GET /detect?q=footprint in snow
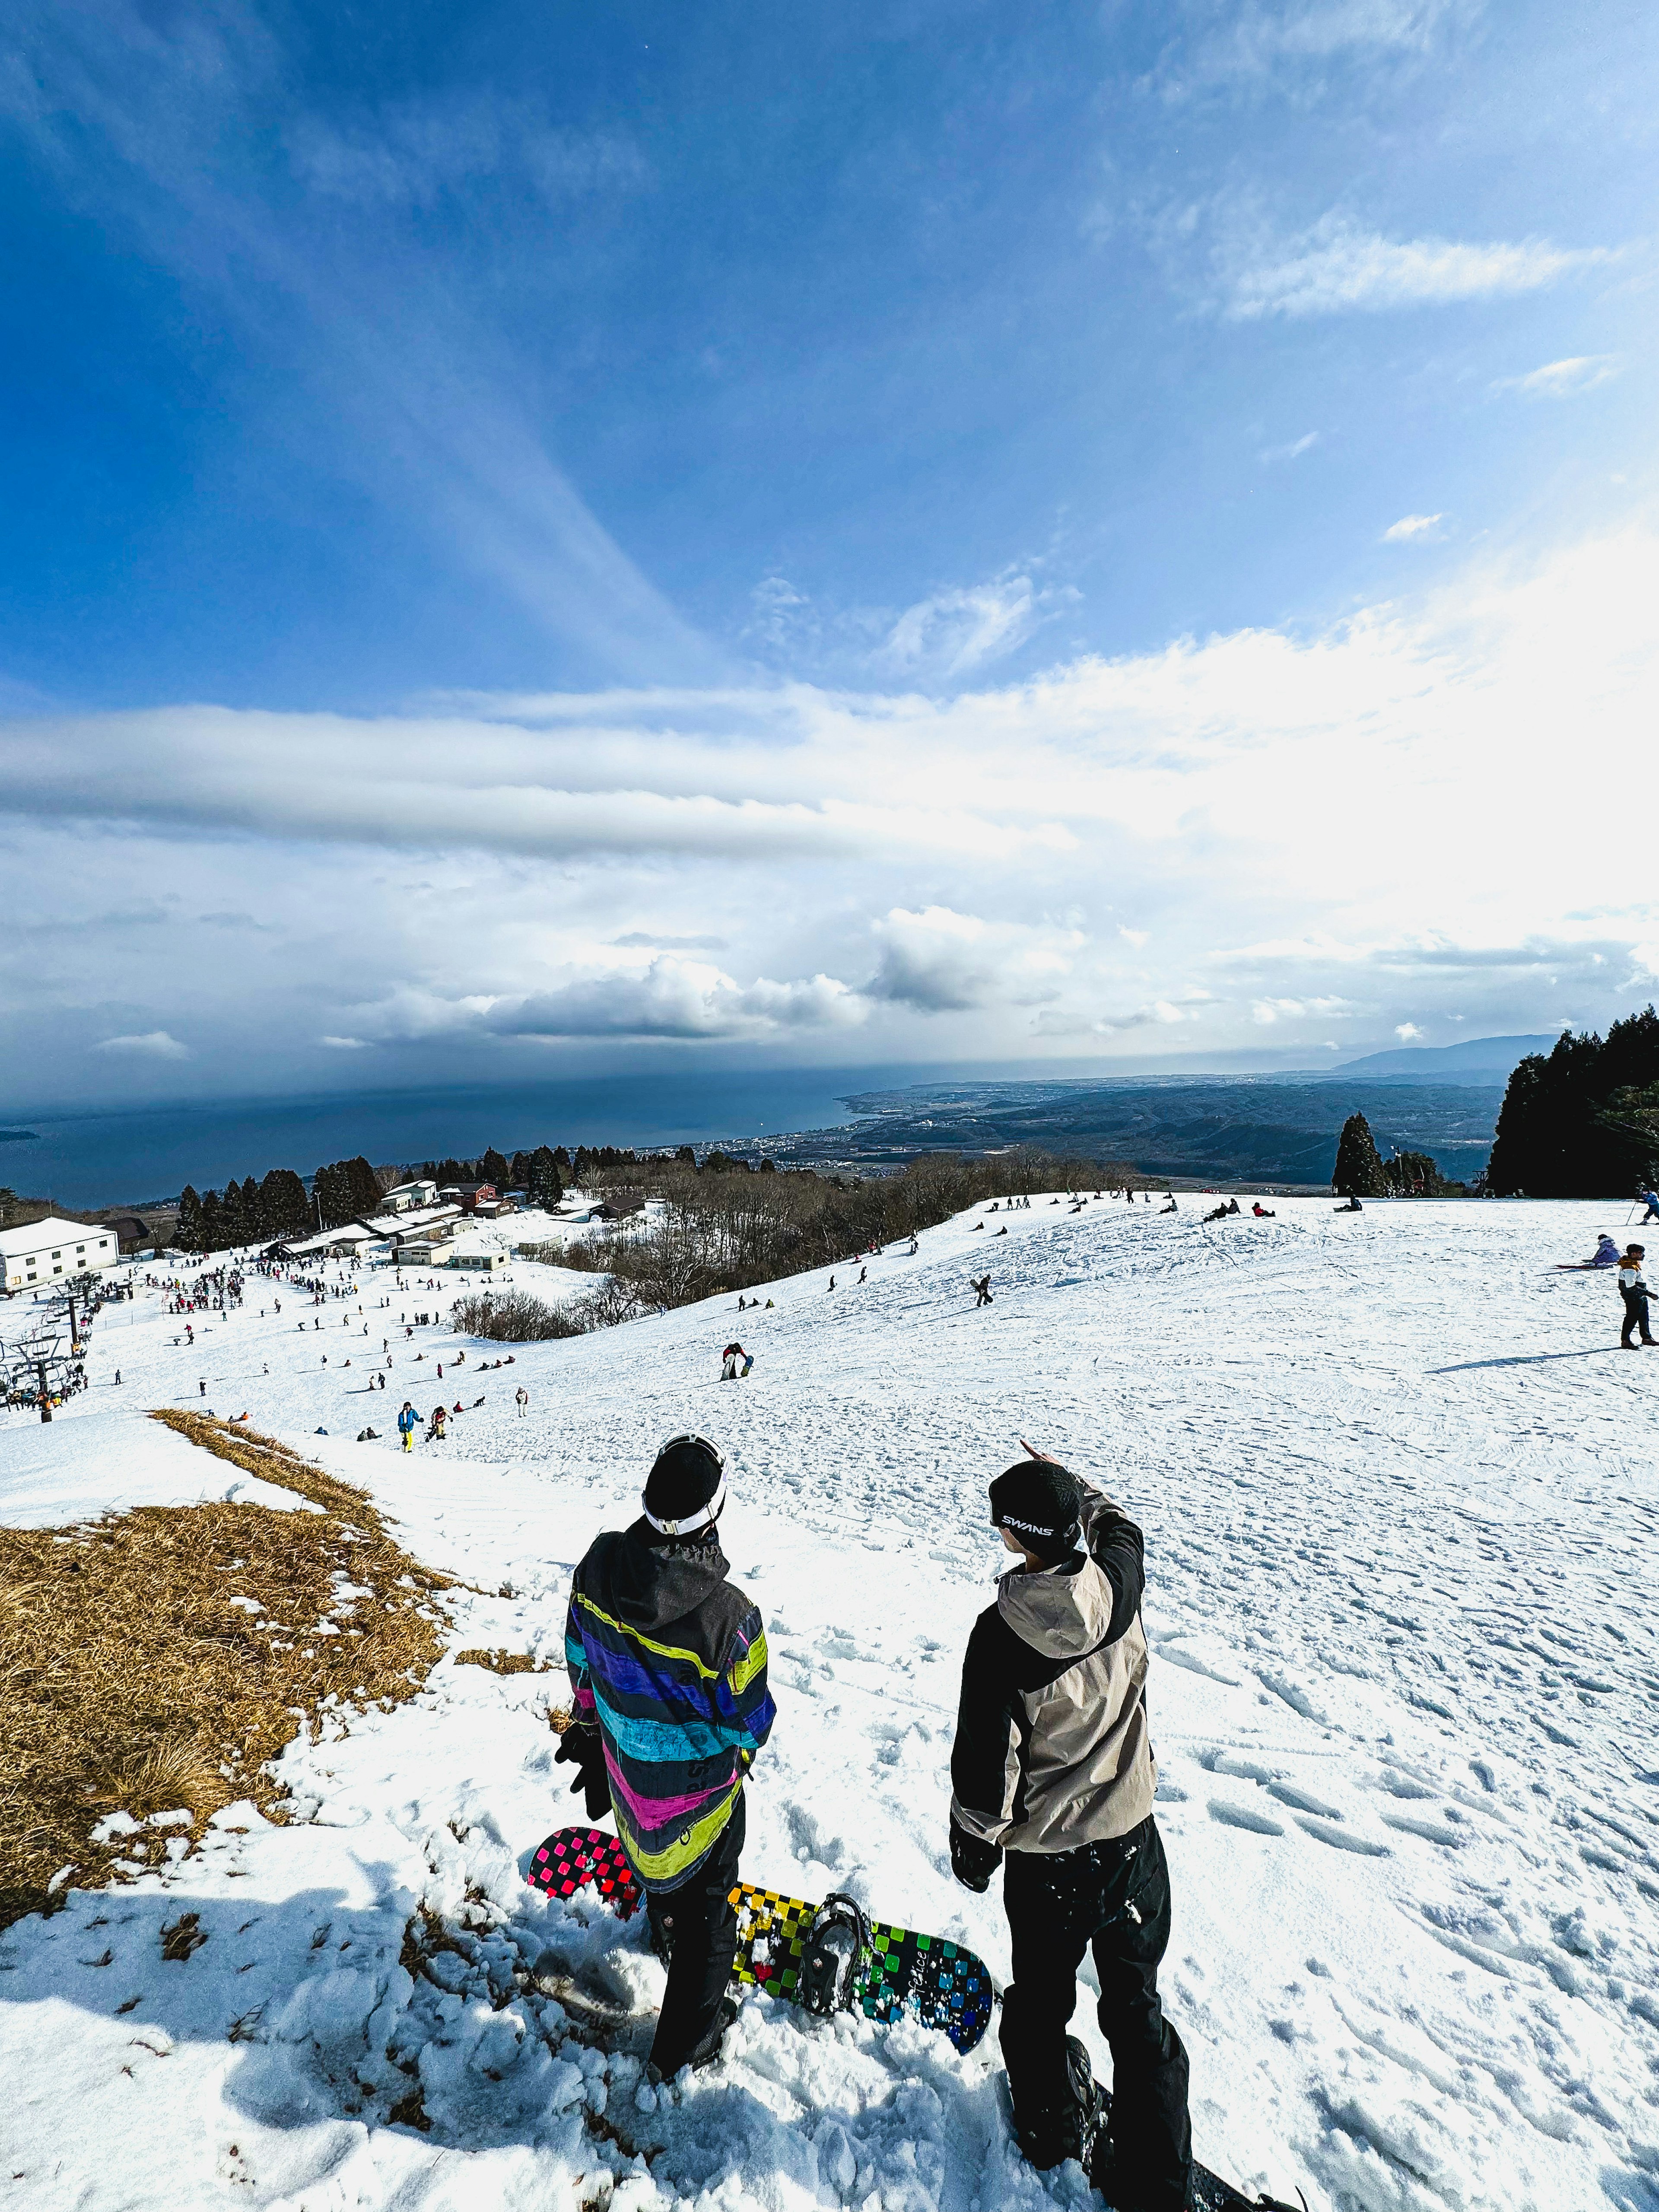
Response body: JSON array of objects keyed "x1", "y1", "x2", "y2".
[{"x1": 1208, "y1": 1799, "x2": 1287, "y2": 1837}]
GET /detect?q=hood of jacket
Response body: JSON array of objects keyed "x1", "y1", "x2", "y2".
[
  {"x1": 600, "y1": 1517, "x2": 732, "y2": 1634},
  {"x1": 996, "y1": 1552, "x2": 1113, "y2": 1660}
]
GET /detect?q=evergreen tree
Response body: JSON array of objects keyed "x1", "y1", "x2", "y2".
[
  {"x1": 312, "y1": 1163, "x2": 342, "y2": 1226},
  {"x1": 198, "y1": 1189, "x2": 225, "y2": 1253},
  {"x1": 1332, "y1": 1112, "x2": 1388, "y2": 1197},
  {"x1": 175, "y1": 1185, "x2": 203, "y2": 1252},
  {"x1": 1382, "y1": 1148, "x2": 1452, "y2": 1198},
  {"x1": 260, "y1": 1167, "x2": 309, "y2": 1237},
  {"x1": 314, "y1": 1156, "x2": 382, "y2": 1225},
  {"x1": 552, "y1": 1146, "x2": 571, "y2": 1171},
  {"x1": 523, "y1": 1144, "x2": 563, "y2": 1207},
  {"x1": 1486, "y1": 1006, "x2": 1659, "y2": 1195},
  {"x1": 219, "y1": 1181, "x2": 248, "y2": 1247},
  {"x1": 480, "y1": 1146, "x2": 511, "y2": 1188}
]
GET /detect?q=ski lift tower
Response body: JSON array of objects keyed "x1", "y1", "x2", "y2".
[{"x1": 2, "y1": 1313, "x2": 73, "y2": 1422}]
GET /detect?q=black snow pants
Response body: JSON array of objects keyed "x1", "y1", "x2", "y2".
[
  {"x1": 1621, "y1": 1285, "x2": 1654, "y2": 1345},
  {"x1": 644, "y1": 1793, "x2": 745, "y2": 2077},
  {"x1": 1000, "y1": 1816, "x2": 1192, "y2": 2212}
]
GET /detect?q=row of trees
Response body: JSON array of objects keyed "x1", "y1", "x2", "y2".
[
  {"x1": 416, "y1": 1147, "x2": 565, "y2": 1207},
  {"x1": 175, "y1": 1157, "x2": 384, "y2": 1252},
  {"x1": 1485, "y1": 1006, "x2": 1659, "y2": 1198},
  {"x1": 519, "y1": 1148, "x2": 1136, "y2": 1315},
  {"x1": 175, "y1": 1170, "x2": 313, "y2": 1252},
  {"x1": 168, "y1": 1139, "x2": 581, "y2": 1254}
]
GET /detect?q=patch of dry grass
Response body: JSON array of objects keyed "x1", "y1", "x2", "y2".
[
  {"x1": 452, "y1": 1648, "x2": 550, "y2": 1675},
  {"x1": 0, "y1": 1414, "x2": 452, "y2": 1929}
]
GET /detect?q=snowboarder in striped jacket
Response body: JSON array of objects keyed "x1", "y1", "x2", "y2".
[{"x1": 562, "y1": 1434, "x2": 775, "y2": 2080}]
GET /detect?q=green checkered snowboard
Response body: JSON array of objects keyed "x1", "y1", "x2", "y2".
[{"x1": 732, "y1": 1878, "x2": 995, "y2": 2053}]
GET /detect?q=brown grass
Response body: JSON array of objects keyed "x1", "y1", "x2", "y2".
[
  {"x1": 0, "y1": 1413, "x2": 453, "y2": 1929},
  {"x1": 452, "y1": 1649, "x2": 550, "y2": 1675}
]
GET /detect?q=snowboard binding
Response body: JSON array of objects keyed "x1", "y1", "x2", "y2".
[{"x1": 797, "y1": 1893, "x2": 870, "y2": 2017}]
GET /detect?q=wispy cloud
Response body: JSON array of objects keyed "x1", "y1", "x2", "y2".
[
  {"x1": 1491, "y1": 355, "x2": 1623, "y2": 399},
  {"x1": 0, "y1": 1, "x2": 712, "y2": 684},
  {"x1": 1222, "y1": 216, "x2": 1604, "y2": 319},
  {"x1": 93, "y1": 1030, "x2": 191, "y2": 1059},
  {"x1": 1179, "y1": 0, "x2": 1466, "y2": 79},
  {"x1": 1262, "y1": 431, "x2": 1321, "y2": 464},
  {"x1": 1383, "y1": 512, "x2": 1444, "y2": 541},
  {"x1": 286, "y1": 99, "x2": 648, "y2": 209}
]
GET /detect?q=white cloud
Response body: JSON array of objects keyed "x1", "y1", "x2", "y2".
[
  {"x1": 92, "y1": 1030, "x2": 190, "y2": 1058},
  {"x1": 1383, "y1": 512, "x2": 1444, "y2": 542},
  {"x1": 1184, "y1": 0, "x2": 1463, "y2": 78},
  {"x1": 1395, "y1": 1021, "x2": 1423, "y2": 1039},
  {"x1": 319, "y1": 1035, "x2": 373, "y2": 1049},
  {"x1": 1223, "y1": 216, "x2": 1603, "y2": 319},
  {"x1": 1262, "y1": 431, "x2": 1321, "y2": 463},
  {"x1": 1492, "y1": 355, "x2": 1622, "y2": 399},
  {"x1": 346, "y1": 958, "x2": 867, "y2": 1046},
  {"x1": 879, "y1": 572, "x2": 1072, "y2": 680},
  {"x1": 8, "y1": 526, "x2": 1659, "y2": 1090},
  {"x1": 868, "y1": 908, "x2": 1077, "y2": 1013}
]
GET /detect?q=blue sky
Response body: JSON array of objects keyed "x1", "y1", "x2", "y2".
[{"x1": 2, "y1": 0, "x2": 1656, "y2": 1107}]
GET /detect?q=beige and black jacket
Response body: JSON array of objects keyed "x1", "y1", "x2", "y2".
[{"x1": 950, "y1": 1484, "x2": 1155, "y2": 1853}]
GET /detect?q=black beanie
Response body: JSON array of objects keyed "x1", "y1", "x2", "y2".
[
  {"x1": 989, "y1": 1459, "x2": 1083, "y2": 1564},
  {"x1": 643, "y1": 1434, "x2": 727, "y2": 1536}
]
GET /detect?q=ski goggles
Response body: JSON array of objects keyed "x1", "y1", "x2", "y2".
[{"x1": 643, "y1": 1433, "x2": 728, "y2": 1536}]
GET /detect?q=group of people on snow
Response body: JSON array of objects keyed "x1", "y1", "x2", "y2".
[{"x1": 556, "y1": 1432, "x2": 1193, "y2": 2209}]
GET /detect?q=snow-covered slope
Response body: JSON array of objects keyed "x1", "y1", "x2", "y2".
[{"x1": 3, "y1": 1194, "x2": 1655, "y2": 2212}]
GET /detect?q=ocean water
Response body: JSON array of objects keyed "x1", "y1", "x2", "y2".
[{"x1": 0, "y1": 1067, "x2": 927, "y2": 1209}]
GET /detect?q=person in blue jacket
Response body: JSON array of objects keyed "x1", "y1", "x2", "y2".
[{"x1": 561, "y1": 1435, "x2": 775, "y2": 2080}]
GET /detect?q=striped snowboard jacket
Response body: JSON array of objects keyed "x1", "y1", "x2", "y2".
[{"x1": 566, "y1": 1519, "x2": 775, "y2": 1891}]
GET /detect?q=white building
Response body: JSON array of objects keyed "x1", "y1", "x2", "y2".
[
  {"x1": 1, "y1": 1216, "x2": 121, "y2": 1295},
  {"x1": 380, "y1": 1179, "x2": 439, "y2": 1214}
]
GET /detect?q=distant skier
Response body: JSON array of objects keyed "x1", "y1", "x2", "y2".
[
  {"x1": 426, "y1": 1404, "x2": 447, "y2": 1442},
  {"x1": 971, "y1": 1274, "x2": 994, "y2": 1306},
  {"x1": 562, "y1": 1435, "x2": 774, "y2": 2082},
  {"x1": 1640, "y1": 1190, "x2": 1659, "y2": 1224},
  {"x1": 1618, "y1": 1246, "x2": 1655, "y2": 1348},
  {"x1": 1252, "y1": 1203, "x2": 1276, "y2": 1218},
  {"x1": 720, "y1": 1342, "x2": 753, "y2": 1379},
  {"x1": 947, "y1": 1446, "x2": 1191, "y2": 2204},
  {"x1": 1160, "y1": 1194, "x2": 1176, "y2": 1213},
  {"x1": 515, "y1": 1386, "x2": 529, "y2": 1417},
  {"x1": 397, "y1": 1400, "x2": 418, "y2": 1451},
  {"x1": 1333, "y1": 1196, "x2": 1363, "y2": 1214}
]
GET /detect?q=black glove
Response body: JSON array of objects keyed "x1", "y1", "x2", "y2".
[
  {"x1": 555, "y1": 1723, "x2": 612, "y2": 1822},
  {"x1": 950, "y1": 1817, "x2": 1002, "y2": 1893}
]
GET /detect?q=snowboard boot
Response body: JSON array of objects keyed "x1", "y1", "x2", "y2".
[
  {"x1": 1008, "y1": 2036, "x2": 1104, "y2": 2172},
  {"x1": 646, "y1": 1995, "x2": 738, "y2": 2085}
]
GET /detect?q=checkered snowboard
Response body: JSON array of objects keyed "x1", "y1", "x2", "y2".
[
  {"x1": 527, "y1": 1825, "x2": 644, "y2": 1916},
  {"x1": 526, "y1": 1826, "x2": 995, "y2": 2055}
]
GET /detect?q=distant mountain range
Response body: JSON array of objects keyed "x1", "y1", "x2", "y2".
[{"x1": 1327, "y1": 1034, "x2": 1558, "y2": 1083}]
